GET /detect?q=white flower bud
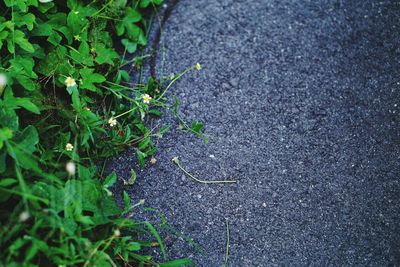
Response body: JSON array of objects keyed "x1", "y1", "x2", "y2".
[{"x1": 66, "y1": 161, "x2": 76, "y2": 176}]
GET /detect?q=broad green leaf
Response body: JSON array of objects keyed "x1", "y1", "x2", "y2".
[
  {"x1": 14, "y1": 125, "x2": 39, "y2": 154},
  {"x1": 14, "y1": 13, "x2": 35, "y2": 31},
  {"x1": 10, "y1": 56, "x2": 37, "y2": 78},
  {"x1": 69, "y1": 42, "x2": 94, "y2": 66},
  {"x1": 6, "y1": 143, "x2": 40, "y2": 171},
  {"x1": 94, "y1": 43, "x2": 119, "y2": 65},
  {"x1": 80, "y1": 68, "x2": 105, "y2": 91},
  {"x1": 121, "y1": 39, "x2": 137, "y2": 53},
  {"x1": 16, "y1": 75, "x2": 36, "y2": 91},
  {"x1": 14, "y1": 30, "x2": 34, "y2": 53},
  {"x1": 0, "y1": 108, "x2": 19, "y2": 131}
]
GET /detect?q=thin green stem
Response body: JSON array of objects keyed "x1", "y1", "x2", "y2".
[
  {"x1": 114, "y1": 106, "x2": 137, "y2": 119},
  {"x1": 156, "y1": 66, "x2": 196, "y2": 100},
  {"x1": 222, "y1": 219, "x2": 230, "y2": 267}
]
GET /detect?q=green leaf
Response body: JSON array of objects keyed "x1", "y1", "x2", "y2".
[
  {"x1": 3, "y1": 88, "x2": 40, "y2": 114},
  {"x1": 71, "y1": 87, "x2": 81, "y2": 111},
  {"x1": 127, "y1": 169, "x2": 137, "y2": 185},
  {"x1": 121, "y1": 39, "x2": 137, "y2": 53},
  {"x1": 191, "y1": 121, "x2": 204, "y2": 134},
  {"x1": 143, "y1": 221, "x2": 167, "y2": 260},
  {"x1": 14, "y1": 13, "x2": 36, "y2": 31},
  {"x1": 10, "y1": 56, "x2": 37, "y2": 78},
  {"x1": 136, "y1": 150, "x2": 146, "y2": 169},
  {"x1": 0, "y1": 107, "x2": 19, "y2": 131},
  {"x1": 67, "y1": 10, "x2": 82, "y2": 35},
  {"x1": 138, "y1": 137, "x2": 150, "y2": 150},
  {"x1": 159, "y1": 258, "x2": 195, "y2": 267},
  {"x1": 123, "y1": 191, "x2": 131, "y2": 212},
  {"x1": 104, "y1": 171, "x2": 117, "y2": 188},
  {"x1": 13, "y1": 98, "x2": 40, "y2": 114},
  {"x1": 14, "y1": 30, "x2": 34, "y2": 53},
  {"x1": 127, "y1": 242, "x2": 141, "y2": 251},
  {"x1": 0, "y1": 127, "x2": 13, "y2": 149},
  {"x1": 80, "y1": 68, "x2": 106, "y2": 91},
  {"x1": 16, "y1": 75, "x2": 36, "y2": 91},
  {"x1": 7, "y1": 143, "x2": 40, "y2": 171},
  {"x1": 14, "y1": 125, "x2": 39, "y2": 154},
  {"x1": 0, "y1": 178, "x2": 17, "y2": 187},
  {"x1": 139, "y1": 0, "x2": 151, "y2": 8},
  {"x1": 94, "y1": 43, "x2": 119, "y2": 65},
  {"x1": 69, "y1": 42, "x2": 94, "y2": 66}
]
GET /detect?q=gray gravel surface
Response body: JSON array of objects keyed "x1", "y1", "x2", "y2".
[{"x1": 110, "y1": 0, "x2": 400, "y2": 265}]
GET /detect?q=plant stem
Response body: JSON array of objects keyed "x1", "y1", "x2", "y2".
[
  {"x1": 156, "y1": 66, "x2": 195, "y2": 100},
  {"x1": 221, "y1": 219, "x2": 231, "y2": 267},
  {"x1": 172, "y1": 157, "x2": 237, "y2": 184}
]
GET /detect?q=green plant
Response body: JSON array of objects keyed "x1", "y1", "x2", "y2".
[{"x1": 0, "y1": 0, "x2": 198, "y2": 266}]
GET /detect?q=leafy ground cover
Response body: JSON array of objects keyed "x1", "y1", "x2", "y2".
[{"x1": 0, "y1": 0, "x2": 199, "y2": 266}]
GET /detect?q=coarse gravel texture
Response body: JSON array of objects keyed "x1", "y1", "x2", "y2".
[{"x1": 110, "y1": 0, "x2": 400, "y2": 265}]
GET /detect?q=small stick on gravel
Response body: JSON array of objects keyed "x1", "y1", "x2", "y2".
[{"x1": 172, "y1": 157, "x2": 237, "y2": 184}]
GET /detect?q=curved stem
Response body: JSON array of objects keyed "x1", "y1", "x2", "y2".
[{"x1": 172, "y1": 157, "x2": 237, "y2": 184}]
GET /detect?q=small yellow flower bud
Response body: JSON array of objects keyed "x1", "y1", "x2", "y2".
[{"x1": 195, "y1": 63, "x2": 202, "y2": 70}]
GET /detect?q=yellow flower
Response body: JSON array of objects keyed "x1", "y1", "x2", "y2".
[
  {"x1": 150, "y1": 157, "x2": 157, "y2": 164},
  {"x1": 195, "y1": 63, "x2": 202, "y2": 70},
  {"x1": 142, "y1": 94, "x2": 152, "y2": 104},
  {"x1": 65, "y1": 143, "x2": 74, "y2": 151},
  {"x1": 108, "y1": 117, "x2": 117, "y2": 127},
  {"x1": 65, "y1": 77, "x2": 76, "y2": 87}
]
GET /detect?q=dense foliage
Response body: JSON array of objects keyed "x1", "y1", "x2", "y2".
[{"x1": 0, "y1": 0, "x2": 194, "y2": 266}]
